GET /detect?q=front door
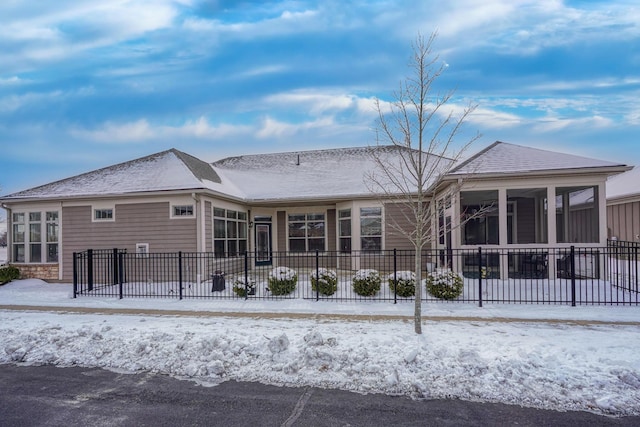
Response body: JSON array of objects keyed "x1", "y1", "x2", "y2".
[{"x1": 255, "y1": 222, "x2": 272, "y2": 266}]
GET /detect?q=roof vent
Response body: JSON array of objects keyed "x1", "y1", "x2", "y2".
[{"x1": 296, "y1": 154, "x2": 300, "y2": 166}]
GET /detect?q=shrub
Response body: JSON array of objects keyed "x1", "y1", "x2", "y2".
[
  {"x1": 352, "y1": 269, "x2": 381, "y2": 297},
  {"x1": 426, "y1": 269, "x2": 464, "y2": 300},
  {"x1": 387, "y1": 271, "x2": 416, "y2": 297},
  {"x1": 232, "y1": 276, "x2": 256, "y2": 297},
  {"x1": 268, "y1": 267, "x2": 298, "y2": 296},
  {"x1": 310, "y1": 268, "x2": 338, "y2": 296},
  {"x1": 0, "y1": 266, "x2": 19, "y2": 285}
]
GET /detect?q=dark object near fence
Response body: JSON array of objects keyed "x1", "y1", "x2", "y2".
[{"x1": 211, "y1": 270, "x2": 225, "y2": 292}]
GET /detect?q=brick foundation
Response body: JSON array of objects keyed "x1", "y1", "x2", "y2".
[{"x1": 12, "y1": 264, "x2": 60, "y2": 281}]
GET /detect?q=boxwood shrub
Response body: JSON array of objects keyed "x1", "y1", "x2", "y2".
[
  {"x1": 310, "y1": 268, "x2": 338, "y2": 296},
  {"x1": 387, "y1": 271, "x2": 416, "y2": 297},
  {"x1": 426, "y1": 269, "x2": 464, "y2": 300},
  {"x1": 268, "y1": 266, "x2": 298, "y2": 296},
  {"x1": 0, "y1": 266, "x2": 20, "y2": 285},
  {"x1": 352, "y1": 269, "x2": 381, "y2": 297},
  {"x1": 232, "y1": 276, "x2": 256, "y2": 297}
]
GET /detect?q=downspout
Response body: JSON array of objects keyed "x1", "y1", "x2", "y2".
[{"x1": 192, "y1": 193, "x2": 202, "y2": 286}]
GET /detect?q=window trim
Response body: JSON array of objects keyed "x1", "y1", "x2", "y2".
[
  {"x1": 213, "y1": 207, "x2": 248, "y2": 258},
  {"x1": 171, "y1": 204, "x2": 195, "y2": 219},
  {"x1": 93, "y1": 207, "x2": 115, "y2": 222},
  {"x1": 288, "y1": 212, "x2": 326, "y2": 252},
  {"x1": 11, "y1": 210, "x2": 59, "y2": 264},
  {"x1": 359, "y1": 207, "x2": 382, "y2": 252}
]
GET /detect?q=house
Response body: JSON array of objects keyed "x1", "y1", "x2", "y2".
[
  {"x1": 0, "y1": 142, "x2": 630, "y2": 282},
  {"x1": 606, "y1": 166, "x2": 640, "y2": 242}
]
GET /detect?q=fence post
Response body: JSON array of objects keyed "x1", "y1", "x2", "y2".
[
  {"x1": 478, "y1": 247, "x2": 483, "y2": 308},
  {"x1": 178, "y1": 251, "x2": 183, "y2": 300},
  {"x1": 244, "y1": 251, "x2": 249, "y2": 301},
  {"x1": 570, "y1": 245, "x2": 576, "y2": 307},
  {"x1": 118, "y1": 251, "x2": 124, "y2": 299},
  {"x1": 315, "y1": 250, "x2": 320, "y2": 301},
  {"x1": 112, "y1": 248, "x2": 118, "y2": 287},
  {"x1": 393, "y1": 249, "x2": 397, "y2": 304},
  {"x1": 87, "y1": 249, "x2": 94, "y2": 292},
  {"x1": 73, "y1": 252, "x2": 78, "y2": 298}
]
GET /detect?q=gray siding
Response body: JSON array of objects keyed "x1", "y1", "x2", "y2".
[
  {"x1": 608, "y1": 201, "x2": 640, "y2": 241},
  {"x1": 327, "y1": 209, "x2": 336, "y2": 251},
  {"x1": 384, "y1": 202, "x2": 421, "y2": 251},
  {"x1": 204, "y1": 201, "x2": 212, "y2": 252},
  {"x1": 277, "y1": 210, "x2": 286, "y2": 252},
  {"x1": 62, "y1": 202, "x2": 197, "y2": 282}
]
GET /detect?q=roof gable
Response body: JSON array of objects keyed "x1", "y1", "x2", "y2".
[
  {"x1": 450, "y1": 141, "x2": 626, "y2": 176},
  {"x1": 3, "y1": 149, "x2": 220, "y2": 200},
  {"x1": 607, "y1": 166, "x2": 639, "y2": 200}
]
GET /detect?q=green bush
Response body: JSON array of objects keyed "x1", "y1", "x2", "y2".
[
  {"x1": 352, "y1": 269, "x2": 381, "y2": 297},
  {"x1": 388, "y1": 271, "x2": 416, "y2": 297},
  {"x1": 268, "y1": 267, "x2": 298, "y2": 296},
  {"x1": 232, "y1": 276, "x2": 256, "y2": 297},
  {"x1": 426, "y1": 269, "x2": 464, "y2": 300},
  {"x1": 0, "y1": 266, "x2": 20, "y2": 285},
  {"x1": 310, "y1": 268, "x2": 338, "y2": 296}
]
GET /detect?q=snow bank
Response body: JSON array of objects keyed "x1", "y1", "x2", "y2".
[{"x1": 1, "y1": 280, "x2": 640, "y2": 416}]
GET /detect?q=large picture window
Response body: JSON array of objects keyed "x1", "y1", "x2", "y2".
[
  {"x1": 360, "y1": 207, "x2": 382, "y2": 252},
  {"x1": 288, "y1": 213, "x2": 325, "y2": 252},
  {"x1": 11, "y1": 211, "x2": 58, "y2": 263},
  {"x1": 213, "y1": 208, "x2": 247, "y2": 258}
]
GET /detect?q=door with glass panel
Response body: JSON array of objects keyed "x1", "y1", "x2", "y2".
[{"x1": 254, "y1": 217, "x2": 272, "y2": 266}]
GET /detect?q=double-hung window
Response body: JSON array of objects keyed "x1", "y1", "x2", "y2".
[
  {"x1": 338, "y1": 209, "x2": 351, "y2": 253},
  {"x1": 360, "y1": 207, "x2": 382, "y2": 252}
]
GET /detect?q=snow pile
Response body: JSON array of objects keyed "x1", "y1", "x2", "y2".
[{"x1": 1, "y1": 280, "x2": 640, "y2": 416}]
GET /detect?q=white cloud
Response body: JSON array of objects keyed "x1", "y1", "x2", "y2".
[
  {"x1": 70, "y1": 116, "x2": 253, "y2": 143},
  {"x1": 532, "y1": 115, "x2": 613, "y2": 133},
  {"x1": 256, "y1": 116, "x2": 335, "y2": 139}
]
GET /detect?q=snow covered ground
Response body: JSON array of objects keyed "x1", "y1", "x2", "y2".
[{"x1": 1, "y1": 279, "x2": 640, "y2": 417}]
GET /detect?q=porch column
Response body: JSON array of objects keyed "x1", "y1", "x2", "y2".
[
  {"x1": 498, "y1": 188, "x2": 507, "y2": 280},
  {"x1": 547, "y1": 186, "x2": 558, "y2": 279}
]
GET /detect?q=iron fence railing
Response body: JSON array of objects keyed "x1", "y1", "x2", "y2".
[{"x1": 73, "y1": 241, "x2": 640, "y2": 306}]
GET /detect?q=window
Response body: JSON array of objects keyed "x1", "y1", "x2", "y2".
[
  {"x1": 173, "y1": 205, "x2": 194, "y2": 217},
  {"x1": 338, "y1": 209, "x2": 351, "y2": 253},
  {"x1": 288, "y1": 213, "x2": 325, "y2": 252},
  {"x1": 94, "y1": 208, "x2": 113, "y2": 221},
  {"x1": 360, "y1": 207, "x2": 382, "y2": 252},
  {"x1": 11, "y1": 211, "x2": 58, "y2": 263},
  {"x1": 461, "y1": 191, "x2": 499, "y2": 245},
  {"x1": 213, "y1": 208, "x2": 247, "y2": 258},
  {"x1": 556, "y1": 186, "x2": 599, "y2": 243}
]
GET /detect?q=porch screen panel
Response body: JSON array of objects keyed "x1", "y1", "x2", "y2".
[
  {"x1": 461, "y1": 190, "x2": 499, "y2": 245},
  {"x1": 556, "y1": 186, "x2": 599, "y2": 243},
  {"x1": 507, "y1": 188, "x2": 548, "y2": 244}
]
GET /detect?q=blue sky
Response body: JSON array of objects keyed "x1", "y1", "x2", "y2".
[{"x1": 1, "y1": 0, "x2": 639, "y2": 211}]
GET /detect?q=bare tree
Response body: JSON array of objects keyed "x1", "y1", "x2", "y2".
[{"x1": 367, "y1": 32, "x2": 480, "y2": 334}]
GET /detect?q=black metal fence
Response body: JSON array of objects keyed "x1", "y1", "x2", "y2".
[{"x1": 73, "y1": 241, "x2": 640, "y2": 306}]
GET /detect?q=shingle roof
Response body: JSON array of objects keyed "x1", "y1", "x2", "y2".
[
  {"x1": 607, "y1": 166, "x2": 640, "y2": 200},
  {"x1": 450, "y1": 141, "x2": 627, "y2": 175},
  {"x1": 2, "y1": 149, "x2": 221, "y2": 200},
  {"x1": 212, "y1": 145, "x2": 440, "y2": 201}
]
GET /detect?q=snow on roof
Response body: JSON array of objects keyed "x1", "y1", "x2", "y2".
[
  {"x1": 2, "y1": 149, "x2": 222, "y2": 200},
  {"x1": 211, "y1": 146, "x2": 441, "y2": 201},
  {"x1": 606, "y1": 166, "x2": 639, "y2": 200},
  {"x1": 450, "y1": 141, "x2": 626, "y2": 175}
]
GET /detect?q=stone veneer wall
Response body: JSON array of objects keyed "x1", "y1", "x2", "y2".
[{"x1": 12, "y1": 264, "x2": 60, "y2": 281}]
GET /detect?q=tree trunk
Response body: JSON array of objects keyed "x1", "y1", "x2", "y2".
[{"x1": 414, "y1": 249, "x2": 422, "y2": 334}]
